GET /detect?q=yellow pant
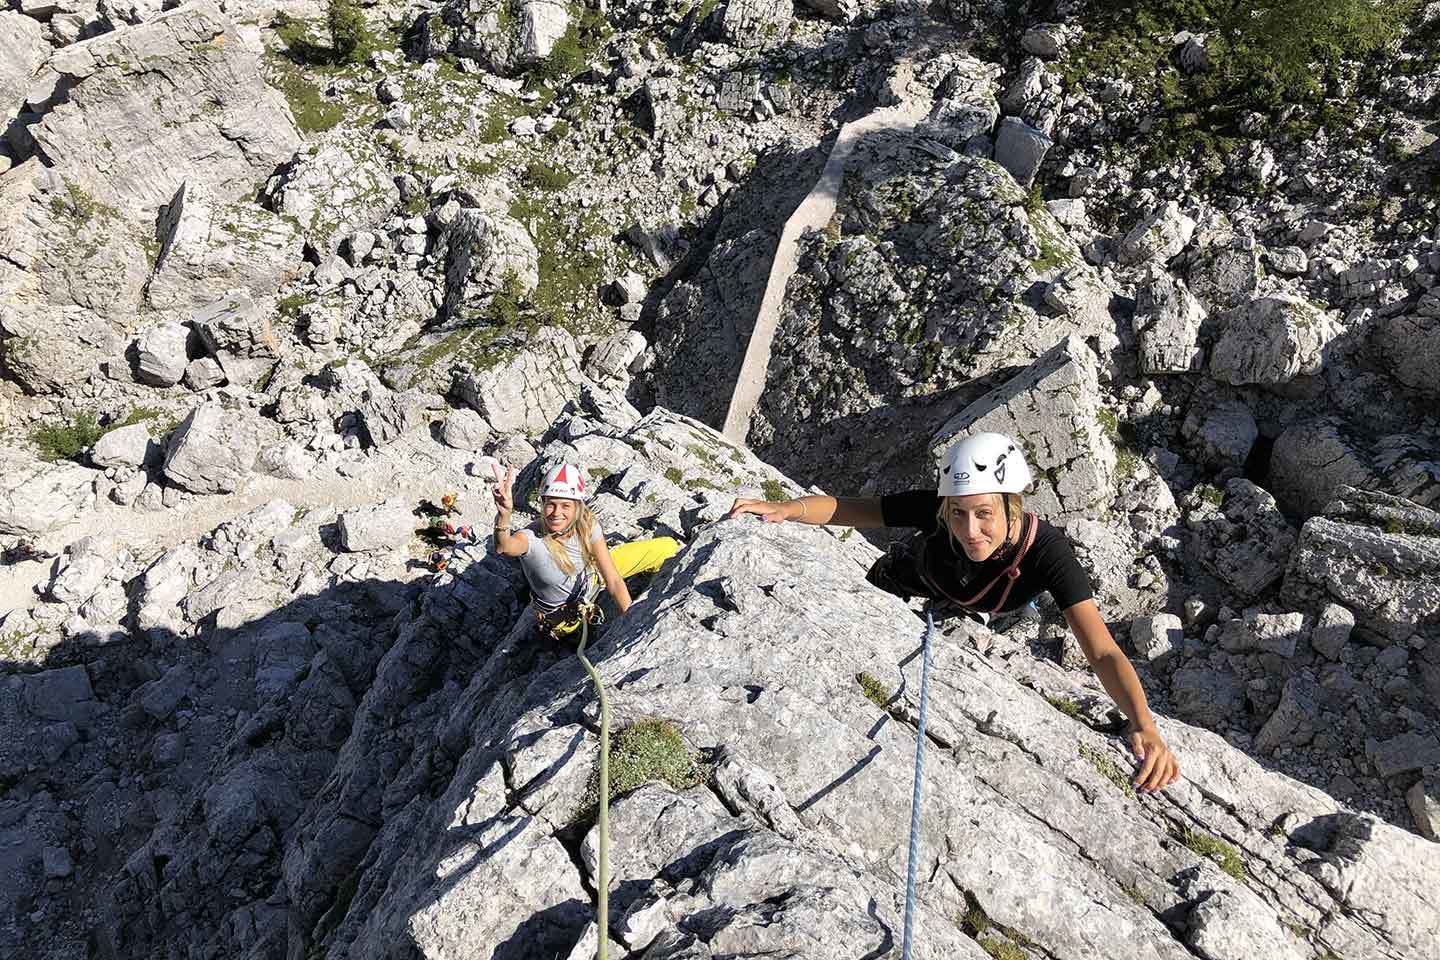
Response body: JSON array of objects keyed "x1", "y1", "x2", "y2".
[{"x1": 538, "y1": 537, "x2": 680, "y2": 638}]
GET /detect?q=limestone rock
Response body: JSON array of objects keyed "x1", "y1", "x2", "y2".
[
  {"x1": 437, "y1": 0, "x2": 572, "y2": 76},
  {"x1": 719, "y1": 0, "x2": 791, "y2": 51},
  {"x1": 25, "y1": 2, "x2": 301, "y2": 210},
  {"x1": 1269, "y1": 418, "x2": 1374, "y2": 517},
  {"x1": 1282, "y1": 487, "x2": 1440, "y2": 643},
  {"x1": 145, "y1": 180, "x2": 303, "y2": 311},
  {"x1": 1181, "y1": 396, "x2": 1257, "y2": 468},
  {"x1": 1130, "y1": 613, "x2": 1182, "y2": 662},
  {"x1": 1210, "y1": 296, "x2": 1338, "y2": 386},
  {"x1": 261, "y1": 131, "x2": 399, "y2": 257},
  {"x1": 1407, "y1": 771, "x2": 1439, "y2": 841},
  {"x1": 584, "y1": 329, "x2": 647, "y2": 384},
  {"x1": 932, "y1": 335, "x2": 1117, "y2": 524},
  {"x1": 993, "y1": 115, "x2": 1052, "y2": 187},
  {"x1": 1119, "y1": 202, "x2": 1196, "y2": 264},
  {"x1": 1192, "y1": 479, "x2": 1297, "y2": 601},
  {"x1": 1371, "y1": 310, "x2": 1440, "y2": 398},
  {"x1": 452, "y1": 326, "x2": 587, "y2": 434},
  {"x1": 161, "y1": 401, "x2": 262, "y2": 494},
  {"x1": 1133, "y1": 268, "x2": 1206, "y2": 374},
  {"x1": 90, "y1": 422, "x2": 157, "y2": 470},
  {"x1": 134, "y1": 321, "x2": 192, "y2": 387},
  {"x1": 439, "y1": 407, "x2": 491, "y2": 451},
  {"x1": 337, "y1": 499, "x2": 415, "y2": 552},
  {"x1": 0, "y1": 448, "x2": 96, "y2": 536},
  {"x1": 435, "y1": 207, "x2": 539, "y2": 324},
  {"x1": 1, "y1": 12, "x2": 50, "y2": 120},
  {"x1": 1254, "y1": 676, "x2": 1321, "y2": 755}
]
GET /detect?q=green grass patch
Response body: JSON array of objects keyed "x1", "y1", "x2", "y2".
[
  {"x1": 1179, "y1": 825, "x2": 1246, "y2": 880},
  {"x1": 1057, "y1": 0, "x2": 1415, "y2": 184},
  {"x1": 504, "y1": 193, "x2": 610, "y2": 333},
  {"x1": 522, "y1": 160, "x2": 574, "y2": 191},
  {"x1": 530, "y1": 2, "x2": 612, "y2": 85},
  {"x1": 30, "y1": 413, "x2": 105, "y2": 463},
  {"x1": 856, "y1": 672, "x2": 892, "y2": 709},
  {"x1": 1046, "y1": 694, "x2": 1082, "y2": 719},
  {"x1": 663, "y1": 466, "x2": 684, "y2": 485},
  {"x1": 577, "y1": 718, "x2": 705, "y2": 822},
  {"x1": 1196, "y1": 483, "x2": 1226, "y2": 508},
  {"x1": 1080, "y1": 743, "x2": 1136, "y2": 797}
]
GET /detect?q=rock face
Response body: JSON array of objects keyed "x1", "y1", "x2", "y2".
[
  {"x1": 451, "y1": 326, "x2": 588, "y2": 434},
  {"x1": 435, "y1": 206, "x2": 539, "y2": 324},
  {"x1": 90, "y1": 404, "x2": 1440, "y2": 960},
  {"x1": 24, "y1": 2, "x2": 301, "y2": 210},
  {"x1": 931, "y1": 334, "x2": 1116, "y2": 524}
]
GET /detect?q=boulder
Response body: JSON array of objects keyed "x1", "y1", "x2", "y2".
[
  {"x1": 438, "y1": 407, "x2": 491, "y2": 451},
  {"x1": 931, "y1": 335, "x2": 1116, "y2": 524},
  {"x1": 90, "y1": 422, "x2": 157, "y2": 470},
  {"x1": 1254, "y1": 675, "x2": 1321, "y2": 754},
  {"x1": 1132, "y1": 268, "x2": 1205, "y2": 374},
  {"x1": 162, "y1": 401, "x2": 262, "y2": 494},
  {"x1": 1191, "y1": 479, "x2": 1297, "y2": 601},
  {"x1": 1181, "y1": 397, "x2": 1257, "y2": 468},
  {"x1": 719, "y1": 0, "x2": 791, "y2": 51},
  {"x1": 1119, "y1": 202, "x2": 1196, "y2": 264},
  {"x1": 584, "y1": 330, "x2": 647, "y2": 383},
  {"x1": 146, "y1": 181, "x2": 302, "y2": 311},
  {"x1": 134, "y1": 321, "x2": 191, "y2": 387},
  {"x1": 1, "y1": 12, "x2": 50, "y2": 121},
  {"x1": 1282, "y1": 487, "x2": 1440, "y2": 643},
  {"x1": 1210, "y1": 296, "x2": 1338, "y2": 386},
  {"x1": 435, "y1": 206, "x2": 539, "y2": 324},
  {"x1": 433, "y1": 0, "x2": 571, "y2": 75},
  {"x1": 1269, "y1": 418, "x2": 1374, "y2": 517},
  {"x1": 337, "y1": 499, "x2": 415, "y2": 552},
  {"x1": 1407, "y1": 771, "x2": 1439, "y2": 841},
  {"x1": 993, "y1": 115, "x2": 1052, "y2": 187},
  {"x1": 1371, "y1": 310, "x2": 1440, "y2": 398},
  {"x1": 1130, "y1": 613, "x2": 1182, "y2": 662},
  {"x1": 0, "y1": 448, "x2": 96, "y2": 536}
]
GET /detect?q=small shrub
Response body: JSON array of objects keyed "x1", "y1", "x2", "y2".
[
  {"x1": 761, "y1": 479, "x2": 785, "y2": 502},
  {"x1": 576, "y1": 719, "x2": 705, "y2": 824},
  {"x1": 327, "y1": 0, "x2": 372, "y2": 63},
  {"x1": 1045, "y1": 694, "x2": 1082, "y2": 719},
  {"x1": 30, "y1": 413, "x2": 105, "y2": 463},
  {"x1": 664, "y1": 466, "x2": 684, "y2": 485},
  {"x1": 522, "y1": 160, "x2": 574, "y2": 191},
  {"x1": 856, "y1": 672, "x2": 892, "y2": 709}
]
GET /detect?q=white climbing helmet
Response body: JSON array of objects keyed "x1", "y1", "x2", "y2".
[
  {"x1": 540, "y1": 461, "x2": 588, "y2": 501},
  {"x1": 938, "y1": 432, "x2": 1033, "y2": 497}
]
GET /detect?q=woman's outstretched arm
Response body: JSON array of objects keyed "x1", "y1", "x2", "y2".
[
  {"x1": 727, "y1": 495, "x2": 886, "y2": 527},
  {"x1": 1063, "y1": 599, "x2": 1181, "y2": 793}
]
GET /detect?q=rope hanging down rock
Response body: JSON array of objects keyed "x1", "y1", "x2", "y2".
[
  {"x1": 902, "y1": 608, "x2": 936, "y2": 960},
  {"x1": 575, "y1": 608, "x2": 610, "y2": 960}
]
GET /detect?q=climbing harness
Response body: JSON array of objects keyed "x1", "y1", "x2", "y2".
[
  {"x1": 574, "y1": 602, "x2": 610, "y2": 960},
  {"x1": 901, "y1": 607, "x2": 936, "y2": 960}
]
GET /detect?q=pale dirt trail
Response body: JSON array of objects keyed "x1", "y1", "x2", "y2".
[{"x1": 722, "y1": 59, "x2": 933, "y2": 443}]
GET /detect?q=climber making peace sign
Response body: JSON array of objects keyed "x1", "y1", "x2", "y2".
[
  {"x1": 491, "y1": 461, "x2": 681, "y2": 640},
  {"x1": 728, "y1": 432, "x2": 1181, "y2": 794}
]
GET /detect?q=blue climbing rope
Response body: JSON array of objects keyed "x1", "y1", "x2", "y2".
[{"x1": 902, "y1": 608, "x2": 936, "y2": 959}]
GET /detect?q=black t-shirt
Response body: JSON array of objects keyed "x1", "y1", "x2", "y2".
[{"x1": 880, "y1": 490, "x2": 1093, "y2": 613}]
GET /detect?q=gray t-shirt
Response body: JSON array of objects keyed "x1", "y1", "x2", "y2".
[{"x1": 519, "y1": 522, "x2": 605, "y2": 612}]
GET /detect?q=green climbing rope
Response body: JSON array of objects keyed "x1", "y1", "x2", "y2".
[{"x1": 576, "y1": 610, "x2": 609, "y2": 960}]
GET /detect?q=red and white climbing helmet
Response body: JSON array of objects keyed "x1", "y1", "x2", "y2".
[
  {"x1": 939, "y1": 432, "x2": 1033, "y2": 497},
  {"x1": 541, "y1": 461, "x2": 588, "y2": 501}
]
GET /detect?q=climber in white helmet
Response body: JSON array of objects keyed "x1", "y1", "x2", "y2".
[
  {"x1": 492, "y1": 460, "x2": 680, "y2": 639},
  {"x1": 727, "y1": 432, "x2": 1181, "y2": 794}
]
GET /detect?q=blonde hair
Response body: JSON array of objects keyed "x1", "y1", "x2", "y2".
[
  {"x1": 936, "y1": 493, "x2": 1025, "y2": 556},
  {"x1": 541, "y1": 498, "x2": 599, "y2": 577}
]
